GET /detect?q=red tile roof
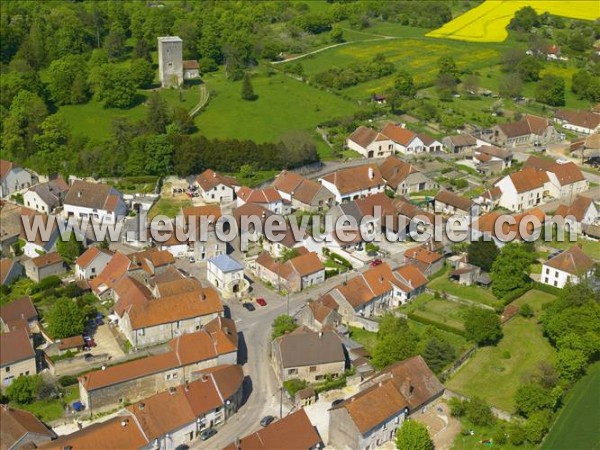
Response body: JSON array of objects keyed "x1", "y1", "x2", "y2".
[
  {"x1": 0, "y1": 328, "x2": 34, "y2": 366},
  {"x1": 507, "y1": 168, "x2": 549, "y2": 193},
  {"x1": 544, "y1": 245, "x2": 595, "y2": 274},
  {"x1": 1, "y1": 296, "x2": 37, "y2": 325},
  {"x1": 321, "y1": 164, "x2": 384, "y2": 195},
  {"x1": 89, "y1": 252, "x2": 131, "y2": 294},
  {"x1": 434, "y1": 190, "x2": 473, "y2": 213},
  {"x1": 554, "y1": 195, "x2": 595, "y2": 223},
  {"x1": 75, "y1": 247, "x2": 112, "y2": 269},
  {"x1": 1, "y1": 406, "x2": 54, "y2": 448},
  {"x1": 196, "y1": 169, "x2": 240, "y2": 192}
]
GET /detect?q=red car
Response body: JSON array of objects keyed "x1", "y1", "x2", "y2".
[
  {"x1": 84, "y1": 337, "x2": 97, "y2": 348},
  {"x1": 370, "y1": 258, "x2": 383, "y2": 267},
  {"x1": 256, "y1": 298, "x2": 267, "y2": 307}
]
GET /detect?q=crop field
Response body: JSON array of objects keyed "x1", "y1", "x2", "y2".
[
  {"x1": 542, "y1": 362, "x2": 600, "y2": 450},
  {"x1": 427, "y1": 0, "x2": 599, "y2": 42}
]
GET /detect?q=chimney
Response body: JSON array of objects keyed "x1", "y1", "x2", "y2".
[
  {"x1": 139, "y1": 402, "x2": 145, "y2": 410},
  {"x1": 121, "y1": 419, "x2": 128, "y2": 427},
  {"x1": 185, "y1": 381, "x2": 190, "y2": 392},
  {"x1": 101, "y1": 366, "x2": 106, "y2": 371},
  {"x1": 368, "y1": 167, "x2": 374, "y2": 180},
  {"x1": 318, "y1": 331, "x2": 323, "y2": 339},
  {"x1": 77, "y1": 191, "x2": 82, "y2": 198}
]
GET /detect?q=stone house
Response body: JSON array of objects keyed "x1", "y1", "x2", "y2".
[
  {"x1": 78, "y1": 317, "x2": 238, "y2": 412},
  {"x1": 379, "y1": 156, "x2": 436, "y2": 196},
  {"x1": 553, "y1": 195, "x2": 599, "y2": 233},
  {"x1": 1, "y1": 406, "x2": 55, "y2": 450},
  {"x1": 319, "y1": 164, "x2": 386, "y2": 204},
  {"x1": 346, "y1": 126, "x2": 395, "y2": 158},
  {"x1": 0, "y1": 160, "x2": 32, "y2": 198},
  {"x1": 434, "y1": 190, "x2": 477, "y2": 217},
  {"x1": 255, "y1": 250, "x2": 325, "y2": 293},
  {"x1": 541, "y1": 245, "x2": 595, "y2": 289},
  {"x1": 381, "y1": 123, "x2": 443, "y2": 154},
  {"x1": 298, "y1": 296, "x2": 343, "y2": 331},
  {"x1": 1, "y1": 328, "x2": 36, "y2": 387},
  {"x1": 22, "y1": 177, "x2": 69, "y2": 214},
  {"x1": 74, "y1": 246, "x2": 113, "y2": 280},
  {"x1": 403, "y1": 243, "x2": 444, "y2": 276},
  {"x1": 443, "y1": 134, "x2": 477, "y2": 154},
  {"x1": 63, "y1": 180, "x2": 126, "y2": 224},
  {"x1": 523, "y1": 156, "x2": 589, "y2": 201},
  {"x1": 206, "y1": 254, "x2": 245, "y2": 298},
  {"x1": 0, "y1": 258, "x2": 23, "y2": 286},
  {"x1": 272, "y1": 170, "x2": 335, "y2": 212},
  {"x1": 271, "y1": 328, "x2": 346, "y2": 384},
  {"x1": 23, "y1": 252, "x2": 65, "y2": 283},
  {"x1": 236, "y1": 187, "x2": 289, "y2": 214},
  {"x1": 328, "y1": 356, "x2": 444, "y2": 450},
  {"x1": 554, "y1": 109, "x2": 600, "y2": 135},
  {"x1": 195, "y1": 169, "x2": 240, "y2": 203},
  {"x1": 0, "y1": 296, "x2": 38, "y2": 333},
  {"x1": 19, "y1": 210, "x2": 61, "y2": 258},
  {"x1": 487, "y1": 114, "x2": 560, "y2": 147}
]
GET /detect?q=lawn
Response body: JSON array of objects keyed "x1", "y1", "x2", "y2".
[
  {"x1": 400, "y1": 293, "x2": 468, "y2": 331},
  {"x1": 544, "y1": 236, "x2": 600, "y2": 260},
  {"x1": 512, "y1": 289, "x2": 557, "y2": 316},
  {"x1": 58, "y1": 84, "x2": 203, "y2": 141},
  {"x1": 428, "y1": 267, "x2": 500, "y2": 308},
  {"x1": 542, "y1": 361, "x2": 600, "y2": 450},
  {"x1": 12, "y1": 385, "x2": 79, "y2": 423},
  {"x1": 147, "y1": 197, "x2": 192, "y2": 219},
  {"x1": 348, "y1": 326, "x2": 377, "y2": 354},
  {"x1": 427, "y1": 0, "x2": 599, "y2": 43},
  {"x1": 446, "y1": 316, "x2": 556, "y2": 411},
  {"x1": 196, "y1": 69, "x2": 359, "y2": 155}
]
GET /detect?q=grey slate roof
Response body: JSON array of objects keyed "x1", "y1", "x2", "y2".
[
  {"x1": 276, "y1": 330, "x2": 346, "y2": 368},
  {"x1": 209, "y1": 254, "x2": 244, "y2": 273}
]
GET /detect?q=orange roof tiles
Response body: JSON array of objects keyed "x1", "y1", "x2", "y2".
[
  {"x1": 75, "y1": 246, "x2": 112, "y2": 269},
  {"x1": 321, "y1": 164, "x2": 384, "y2": 195},
  {"x1": 544, "y1": 245, "x2": 595, "y2": 275}
]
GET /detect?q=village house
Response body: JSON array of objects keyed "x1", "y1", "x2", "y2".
[
  {"x1": 272, "y1": 328, "x2": 346, "y2": 384},
  {"x1": 23, "y1": 252, "x2": 66, "y2": 283},
  {"x1": 89, "y1": 251, "x2": 132, "y2": 297},
  {"x1": 176, "y1": 205, "x2": 227, "y2": 261},
  {"x1": 195, "y1": 169, "x2": 240, "y2": 203},
  {"x1": 523, "y1": 156, "x2": 589, "y2": 201},
  {"x1": 346, "y1": 126, "x2": 395, "y2": 158},
  {"x1": 403, "y1": 243, "x2": 444, "y2": 276},
  {"x1": 555, "y1": 109, "x2": 600, "y2": 135},
  {"x1": 0, "y1": 203, "x2": 23, "y2": 255},
  {"x1": 22, "y1": 177, "x2": 69, "y2": 214},
  {"x1": 0, "y1": 406, "x2": 55, "y2": 450},
  {"x1": 328, "y1": 355, "x2": 444, "y2": 450},
  {"x1": 78, "y1": 316, "x2": 238, "y2": 412},
  {"x1": 381, "y1": 123, "x2": 443, "y2": 154},
  {"x1": 272, "y1": 170, "x2": 335, "y2": 212},
  {"x1": 443, "y1": 134, "x2": 478, "y2": 154},
  {"x1": 236, "y1": 186, "x2": 289, "y2": 214},
  {"x1": 0, "y1": 160, "x2": 32, "y2": 198},
  {"x1": 554, "y1": 195, "x2": 599, "y2": 233},
  {"x1": 223, "y1": 408, "x2": 323, "y2": 450},
  {"x1": 74, "y1": 246, "x2": 112, "y2": 280},
  {"x1": 320, "y1": 262, "x2": 428, "y2": 323},
  {"x1": 19, "y1": 210, "x2": 61, "y2": 258},
  {"x1": 487, "y1": 114, "x2": 560, "y2": 147},
  {"x1": 434, "y1": 190, "x2": 477, "y2": 217},
  {"x1": 44, "y1": 365, "x2": 243, "y2": 450},
  {"x1": 114, "y1": 276, "x2": 224, "y2": 348},
  {"x1": 127, "y1": 248, "x2": 176, "y2": 283},
  {"x1": 0, "y1": 296, "x2": 38, "y2": 334},
  {"x1": 541, "y1": 245, "x2": 595, "y2": 289},
  {"x1": 379, "y1": 156, "x2": 436, "y2": 195},
  {"x1": 182, "y1": 59, "x2": 200, "y2": 79},
  {"x1": 1, "y1": 327, "x2": 36, "y2": 387},
  {"x1": 473, "y1": 145, "x2": 513, "y2": 175},
  {"x1": 475, "y1": 186, "x2": 503, "y2": 213},
  {"x1": 493, "y1": 168, "x2": 549, "y2": 212},
  {"x1": 0, "y1": 258, "x2": 23, "y2": 286},
  {"x1": 255, "y1": 250, "x2": 325, "y2": 293},
  {"x1": 63, "y1": 180, "x2": 126, "y2": 223},
  {"x1": 319, "y1": 164, "x2": 386, "y2": 203},
  {"x1": 298, "y1": 296, "x2": 343, "y2": 332},
  {"x1": 472, "y1": 208, "x2": 546, "y2": 247},
  {"x1": 449, "y1": 260, "x2": 491, "y2": 287},
  {"x1": 206, "y1": 254, "x2": 246, "y2": 298}
]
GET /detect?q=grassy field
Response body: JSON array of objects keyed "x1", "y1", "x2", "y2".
[
  {"x1": 542, "y1": 361, "x2": 600, "y2": 450},
  {"x1": 59, "y1": 85, "x2": 203, "y2": 141},
  {"x1": 428, "y1": 267, "x2": 500, "y2": 308},
  {"x1": 512, "y1": 289, "x2": 557, "y2": 315},
  {"x1": 196, "y1": 69, "x2": 359, "y2": 157},
  {"x1": 427, "y1": 0, "x2": 599, "y2": 42},
  {"x1": 147, "y1": 197, "x2": 192, "y2": 219},
  {"x1": 447, "y1": 316, "x2": 556, "y2": 411},
  {"x1": 400, "y1": 293, "x2": 468, "y2": 330},
  {"x1": 348, "y1": 326, "x2": 377, "y2": 353}
]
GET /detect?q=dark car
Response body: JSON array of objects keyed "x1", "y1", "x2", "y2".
[
  {"x1": 72, "y1": 401, "x2": 85, "y2": 412},
  {"x1": 83, "y1": 337, "x2": 97, "y2": 348},
  {"x1": 83, "y1": 353, "x2": 94, "y2": 361},
  {"x1": 256, "y1": 298, "x2": 267, "y2": 307},
  {"x1": 331, "y1": 399, "x2": 344, "y2": 408},
  {"x1": 243, "y1": 302, "x2": 256, "y2": 312},
  {"x1": 370, "y1": 258, "x2": 383, "y2": 267},
  {"x1": 260, "y1": 415, "x2": 275, "y2": 427},
  {"x1": 200, "y1": 428, "x2": 217, "y2": 441}
]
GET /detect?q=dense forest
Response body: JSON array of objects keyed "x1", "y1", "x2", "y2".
[{"x1": 0, "y1": 0, "x2": 460, "y2": 178}]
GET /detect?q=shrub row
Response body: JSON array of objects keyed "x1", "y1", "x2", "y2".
[{"x1": 407, "y1": 313, "x2": 467, "y2": 337}]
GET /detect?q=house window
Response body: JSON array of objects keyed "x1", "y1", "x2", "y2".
[
  {"x1": 5, "y1": 367, "x2": 9, "y2": 372},
  {"x1": 287, "y1": 368, "x2": 298, "y2": 375},
  {"x1": 309, "y1": 366, "x2": 317, "y2": 372},
  {"x1": 554, "y1": 280, "x2": 557, "y2": 287},
  {"x1": 315, "y1": 375, "x2": 325, "y2": 381},
  {"x1": 545, "y1": 268, "x2": 549, "y2": 275}
]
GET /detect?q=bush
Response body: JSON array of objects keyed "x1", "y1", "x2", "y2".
[
  {"x1": 283, "y1": 379, "x2": 307, "y2": 397},
  {"x1": 519, "y1": 303, "x2": 534, "y2": 318},
  {"x1": 466, "y1": 397, "x2": 495, "y2": 427},
  {"x1": 448, "y1": 397, "x2": 467, "y2": 417},
  {"x1": 329, "y1": 252, "x2": 352, "y2": 269},
  {"x1": 407, "y1": 313, "x2": 466, "y2": 337},
  {"x1": 31, "y1": 276, "x2": 62, "y2": 294},
  {"x1": 59, "y1": 375, "x2": 78, "y2": 387},
  {"x1": 6, "y1": 375, "x2": 43, "y2": 404},
  {"x1": 314, "y1": 375, "x2": 347, "y2": 393}
]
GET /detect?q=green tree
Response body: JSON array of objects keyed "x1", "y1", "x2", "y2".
[
  {"x1": 146, "y1": 91, "x2": 170, "y2": 134},
  {"x1": 46, "y1": 297, "x2": 86, "y2": 339},
  {"x1": 508, "y1": 6, "x2": 539, "y2": 31},
  {"x1": 421, "y1": 336, "x2": 456, "y2": 373},
  {"x1": 6, "y1": 375, "x2": 42, "y2": 404},
  {"x1": 499, "y1": 74, "x2": 523, "y2": 98},
  {"x1": 56, "y1": 232, "x2": 84, "y2": 264},
  {"x1": 535, "y1": 74, "x2": 565, "y2": 106},
  {"x1": 465, "y1": 397, "x2": 495, "y2": 426},
  {"x1": 491, "y1": 243, "x2": 536, "y2": 299},
  {"x1": 170, "y1": 106, "x2": 195, "y2": 134},
  {"x1": 241, "y1": 72, "x2": 257, "y2": 101},
  {"x1": 330, "y1": 25, "x2": 344, "y2": 44},
  {"x1": 94, "y1": 65, "x2": 137, "y2": 108},
  {"x1": 32, "y1": 114, "x2": 72, "y2": 174},
  {"x1": 462, "y1": 74, "x2": 479, "y2": 95},
  {"x1": 555, "y1": 348, "x2": 587, "y2": 382},
  {"x1": 437, "y1": 56, "x2": 459, "y2": 80},
  {"x1": 464, "y1": 308, "x2": 502, "y2": 346},
  {"x1": 278, "y1": 247, "x2": 300, "y2": 263},
  {"x1": 523, "y1": 410, "x2": 552, "y2": 444},
  {"x1": 515, "y1": 383, "x2": 555, "y2": 417},
  {"x1": 2, "y1": 90, "x2": 48, "y2": 159},
  {"x1": 47, "y1": 55, "x2": 89, "y2": 105},
  {"x1": 272, "y1": 315, "x2": 298, "y2": 339},
  {"x1": 467, "y1": 238, "x2": 499, "y2": 272},
  {"x1": 516, "y1": 56, "x2": 542, "y2": 82},
  {"x1": 372, "y1": 315, "x2": 419, "y2": 369},
  {"x1": 104, "y1": 24, "x2": 127, "y2": 60},
  {"x1": 519, "y1": 303, "x2": 534, "y2": 318},
  {"x1": 395, "y1": 420, "x2": 434, "y2": 450},
  {"x1": 436, "y1": 73, "x2": 457, "y2": 100},
  {"x1": 129, "y1": 58, "x2": 155, "y2": 88}
]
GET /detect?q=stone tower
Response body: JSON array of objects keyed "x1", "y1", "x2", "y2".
[{"x1": 157, "y1": 36, "x2": 183, "y2": 88}]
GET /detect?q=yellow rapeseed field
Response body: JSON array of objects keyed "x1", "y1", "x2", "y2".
[{"x1": 427, "y1": 0, "x2": 600, "y2": 42}]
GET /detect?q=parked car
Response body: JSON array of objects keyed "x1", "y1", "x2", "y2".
[
  {"x1": 256, "y1": 298, "x2": 267, "y2": 307},
  {"x1": 200, "y1": 428, "x2": 217, "y2": 441},
  {"x1": 83, "y1": 353, "x2": 93, "y2": 361},
  {"x1": 331, "y1": 399, "x2": 344, "y2": 408},
  {"x1": 83, "y1": 337, "x2": 97, "y2": 348},
  {"x1": 260, "y1": 415, "x2": 275, "y2": 427},
  {"x1": 370, "y1": 258, "x2": 383, "y2": 267},
  {"x1": 72, "y1": 401, "x2": 85, "y2": 412},
  {"x1": 243, "y1": 302, "x2": 255, "y2": 312}
]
